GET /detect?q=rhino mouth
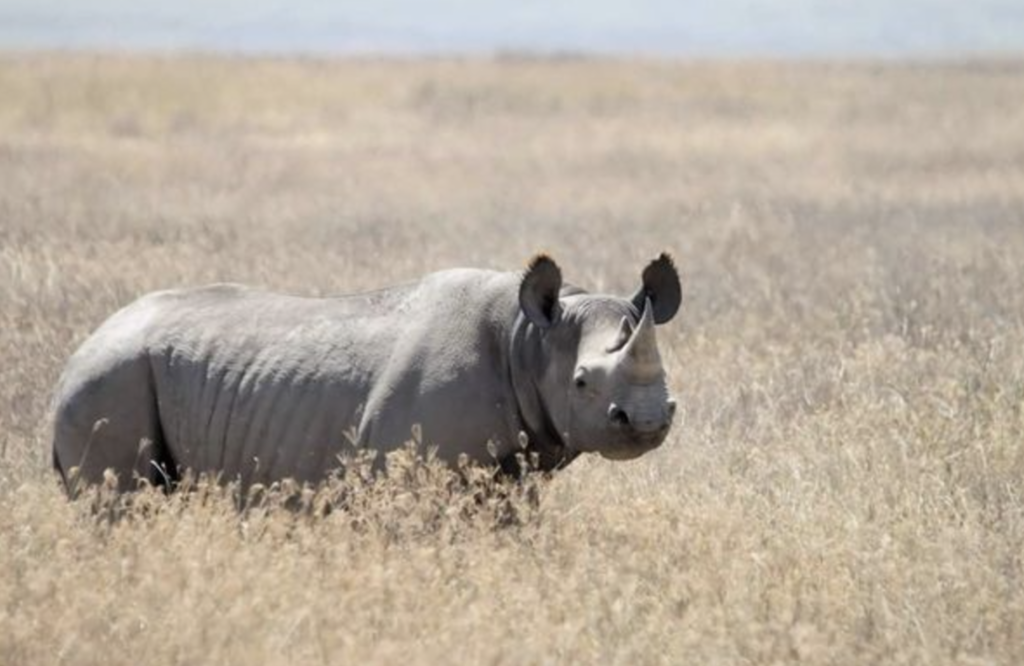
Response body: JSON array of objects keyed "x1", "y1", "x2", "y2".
[{"x1": 597, "y1": 431, "x2": 668, "y2": 461}]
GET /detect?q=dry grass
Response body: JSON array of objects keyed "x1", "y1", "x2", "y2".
[{"x1": 2, "y1": 53, "x2": 1024, "y2": 665}]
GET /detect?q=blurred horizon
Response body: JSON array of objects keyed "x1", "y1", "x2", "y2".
[{"x1": 1, "y1": 0, "x2": 1024, "y2": 57}]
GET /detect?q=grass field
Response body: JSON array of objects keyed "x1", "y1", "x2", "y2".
[{"x1": 1, "y1": 54, "x2": 1023, "y2": 665}]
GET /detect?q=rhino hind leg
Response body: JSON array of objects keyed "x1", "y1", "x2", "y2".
[{"x1": 52, "y1": 356, "x2": 175, "y2": 496}]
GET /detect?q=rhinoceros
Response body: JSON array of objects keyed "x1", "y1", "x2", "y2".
[{"x1": 52, "y1": 254, "x2": 681, "y2": 494}]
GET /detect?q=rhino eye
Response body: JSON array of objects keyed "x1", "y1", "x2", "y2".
[{"x1": 574, "y1": 368, "x2": 588, "y2": 389}]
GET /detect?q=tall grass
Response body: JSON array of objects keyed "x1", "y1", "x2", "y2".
[{"x1": 1, "y1": 55, "x2": 1023, "y2": 665}]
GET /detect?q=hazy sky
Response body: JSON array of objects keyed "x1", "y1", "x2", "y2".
[{"x1": 1, "y1": 0, "x2": 1023, "y2": 56}]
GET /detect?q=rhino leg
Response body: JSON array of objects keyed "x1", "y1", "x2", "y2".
[{"x1": 52, "y1": 355, "x2": 174, "y2": 496}]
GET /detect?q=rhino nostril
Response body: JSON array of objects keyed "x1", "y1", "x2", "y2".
[{"x1": 608, "y1": 403, "x2": 630, "y2": 427}]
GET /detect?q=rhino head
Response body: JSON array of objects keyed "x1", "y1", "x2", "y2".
[{"x1": 515, "y1": 253, "x2": 681, "y2": 463}]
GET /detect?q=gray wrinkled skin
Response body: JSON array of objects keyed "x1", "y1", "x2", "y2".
[{"x1": 51, "y1": 255, "x2": 681, "y2": 493}]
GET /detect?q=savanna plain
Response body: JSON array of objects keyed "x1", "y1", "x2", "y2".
[{"x1": 1, "y1": 55, "x2": 1023, "y2": 665}]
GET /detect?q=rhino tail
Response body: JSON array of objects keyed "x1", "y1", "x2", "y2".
[{"x1": 53, "y1": 445, "x2": 70, "y2": 494}]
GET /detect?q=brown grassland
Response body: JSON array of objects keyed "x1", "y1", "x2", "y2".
[{"x1": 1, "y1": 54, "x2": 1024, "y2": 665}]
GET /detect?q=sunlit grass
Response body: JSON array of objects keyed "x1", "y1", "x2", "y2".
[{"x1": 1, "y1": 54, "x2": 1023, "y2": 665}]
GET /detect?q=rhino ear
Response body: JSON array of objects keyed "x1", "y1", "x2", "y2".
[
  {"x1": 631, "y1": 253, "x2": 681, "y2": 325},
  {"x1": 520, "y1": 254, "x2": 562, "y2": 328}
]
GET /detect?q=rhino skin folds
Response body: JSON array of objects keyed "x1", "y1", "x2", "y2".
[{"x1": 51, "y1": 254, "x2": 681, "y2": 493}]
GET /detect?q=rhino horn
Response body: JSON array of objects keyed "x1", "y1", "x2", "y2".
[{"x1": 622, "y1": 298, "x2": 663, "y2": 380}]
